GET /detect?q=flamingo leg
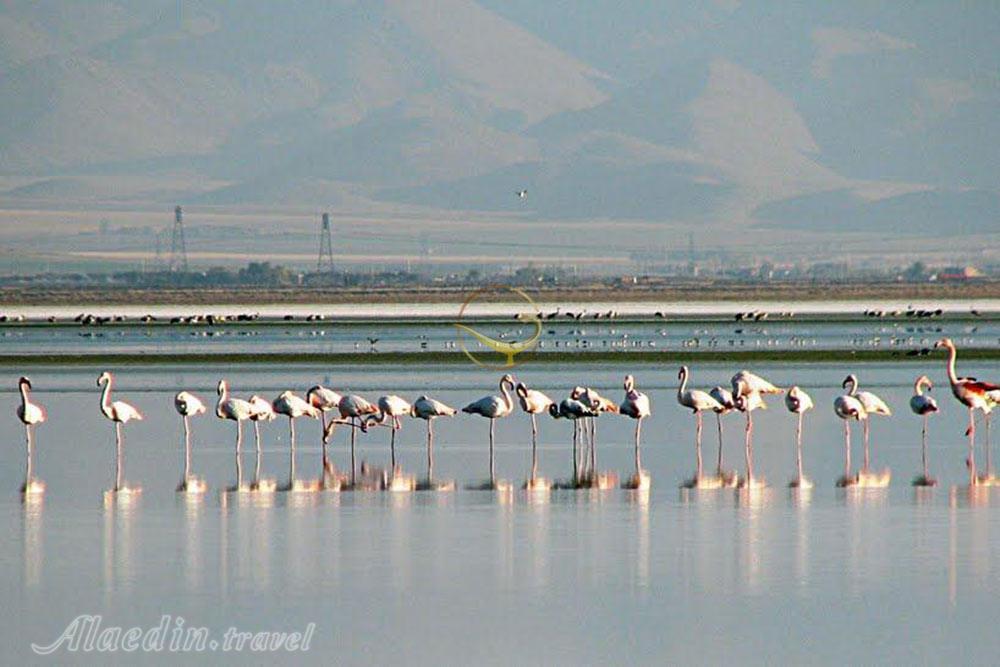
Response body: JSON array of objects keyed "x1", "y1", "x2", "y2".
[
  {"x1": 183, "y1": 415, "x2": 192, "y2": 481},
  {"x1": 695, "y1": 411, "x2": 703, "y2": 480},
  {"x1": 390, "y1": 426, "x2": 397, "y2": 470},
  {"x1": 350, "y1": 418, "x2": 358, "y2": 486},
  {"x1": 796, "y1": 412, "x2": 804, "y2": 482},
  {"x1": 24, "y1": 423, "x2": 33, "y2": 485},
  {"x1": 634, "y1": 418, "x2": 642, "y2": 474},
  {"x1": 320, "y1": 410, "x2": 327, "y2": 462},
  {"x1": 922, "y1": 413, "x2": 929, "y2": 480},
  {"x1": 235, "y1": 420, "x2": 244, "y2": 489},
  {"x1": 489, "y1": 418, "x2": 496, "y2": 487},
  {"x1": 968, "y1": 407, "x2": 977, "y2": 486},
  {"x1": 862, "y1": 419, "x2": 871, "y2": 471},
  {"x1": 426, "y1": 419, "x2": 434, "y2": 482},
  {"x1": 572, "y1": 421, "x2": 579, "y2": 484},
  {"x1": 253, "y1": 421, "x2": 262, "y2": 484},
  {"x1": 115, "y1": 422, "x2": 123, "y2": 491},
  {"x1": 530, "y1": 413, "x2": 539, "y2": 480},
  {"x1": 288, "y1": 417, "x2": 297, "y2": 486},
  {"x1": 986, "y1": 413, "x2": 993, "y2": 476},
  {"x1": 843, "y1": 421, "x2": 852, "y2": 480},
  {"x1": 715, "y1": 413, "x2": 724, "y2": 476},
  {"x1": 590, "y1": 418, "x2": 598, "y2": 476},
  {"x1": 743, "y1": 411, "x2": 753, "y2": 484}
]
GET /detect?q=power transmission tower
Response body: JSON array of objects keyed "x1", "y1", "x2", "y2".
[
  {"x1": 169, "y1": 205, "x2": 189, "y2": 272},
  {"x1": 317, "y1": 212, "x2": 334, "y2": 271}
]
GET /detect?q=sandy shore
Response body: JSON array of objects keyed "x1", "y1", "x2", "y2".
[{"x1": 1, "y1": 281, "x2": 997, "y2": 307}]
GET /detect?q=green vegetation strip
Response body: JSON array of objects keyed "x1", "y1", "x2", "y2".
[{"x1": 1, "y1": 349, "x2": 997, "y2": 366}]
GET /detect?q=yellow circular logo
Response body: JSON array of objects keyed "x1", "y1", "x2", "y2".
[{"x1": 454, "y1": 285, "x2": 542, "y2": 369}]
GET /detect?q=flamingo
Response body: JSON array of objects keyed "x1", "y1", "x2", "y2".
[
  {"x1": 307, "y1": 385, "x2": 342, "y2": 462},
  {"x1": 173, "y1": 390, "x2": 207, "y2": 492},
  {"x1": 570, "y1": 386, "x2": 618, "y2": 477},
  {"x1": 843, "y1": 374, "x2": 892, "y2": 471},
  {"x1": 731, "y1": 370, "x2": 783, "y2": 398},
  {"x1": 16, "y1": 377, "x2": 46, "y2": 494},
  {"x1": 248, "y1": 395, "x2": 276, "y2": 491},
  {"x1": 335, "y1": 393, "x2": 379, "y2": 486},
  {"x1": 732, "y1": 379, "x2": 768, "y2": 488},
  {"x1": 935, "y1": 338, "x2": 1000, "y2": 485},
  {"x1": 620, "y1": 375, "x2": 651, "y2": 489},
  {"x1": 784, "y1": 386, "x2": 814, "y2": 488},
  {"x1": 549, "y1": 397, "x2": 597, "y2": 484},
  {"x1": 462, "y1": 374, "x2": 516, "y2": 489},
  {"x1": 678, "y1": 366, "x2": 723, "y2": 483},
  {"x1": 909, "y1": 375, "x2": 939, "y2": 486},
  {"x1": 412, "y1": 395, "x2": 457, "y2": 487},
  {"x1": 273, "y1": 391, "x2": 320, "y2": 488},
  {"x1": 834, "y1": 383, "x2": 867, "y2": 485},
  {"x1": 708, "y1": 386, "x2": 737, "y2": 484},
  {"x1": 373, "y1": 394, "x2": 412, "y2": 470},
  {"x1": 515, "y1": 381, "x2": 554, "y2": 487},
  {"x1": 216, "y1": 380, "x2": 253, "y2": 491},
  {"x1": 97, "y1": 371, "x2": 143, "y2": 493}
]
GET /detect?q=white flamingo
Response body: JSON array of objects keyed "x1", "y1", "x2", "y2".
[
  {"x1": 515, "y1": 381, "x2": 554, "y2": 484},
  {"x1": 708, "y1": 385, "x2": 737, "y2": 482},
  {"x1": 173, "y1": 390, "x2": 206, "y2": 492},
  {"x1": 273, "y1": 390, "x2": 320, "y2": 487},
  {"x1": 570, "y1": 385, "x2": 618, "y2": 477},
  {"x1": 731, "y1": 370, "x2": 783, "y2": 397},
  {"x1": 678, "y1": 366, "x2": 723, "y2": 482},
  {"x1": 732, "y1": 379, "x2": 768, "y2": 487},
  {"x1": 844, "y1": 374, "x2": 891, "y2": 471},
  {"x1": 463, "y1": 374, "x2": 516, "y2": 489},
  {"x1": 936, "y1": 338, "x2": 1000, "y2": 484},
  {"x1": 16, "y1": 377, "x2": 46, "y2": 493},
  {"x1": 620, "y1": 375, "x2": 651, "y2": 488},
  {"x1": 336, "y1": 393, "x2": 379, "y2": 485},
  {"x1": 784, "y1": 386, "x2": 814, "y2": 488},
  {"x1": 834, "y1": 384, "x2": 867, "y2": 484},
  {"x1": 248, "y1": 395, "x2": 276, "y2": 490},
  {"x1": 97, "y1": 371, "x2": 143, "y2": 492},
  {"x1": 216, "y1": 380, "x2": 253, "y2": 490},
  {"x1": 909, "y1": 375, "x2": 939, "y2": 486},
  {"x1": 549, "y1": 397, "x2": 597, "y2": 483},
  {"x1": 373, "y1": 394, "x2": 412, "y2": 469},
  {"x1": 307, "y1": 385, "x2": 342, "y2": 461},
  {"x1": 412, "y1": 395, "x2": 457, "y2": 485}
]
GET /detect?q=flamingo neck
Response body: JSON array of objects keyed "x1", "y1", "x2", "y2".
[
  {"x1": 677, "y1": 371, "x2": 688, "y2": 402},
  {"x1": 846, "y1": 377, "x2": 858, "y2": 396},
  {"x1": 100, "y1": 377, "x2": 113, "y2": 414},
  {"x1": 945, "y1": 345, "x2": 959, "y2": 386},
  {"x1": 19, "y1": 381, "x2": 29, "y2": 413},
  {"x1": 216, "y1": 384, "x2": 229, "y2": 417},
  {"x1": 499, "y1": 379, "x2": 513, "y2": 412}
]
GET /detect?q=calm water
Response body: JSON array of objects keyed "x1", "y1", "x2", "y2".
[
  {"x1": 0, "y1": 316, "x2": 996, "y2": 356},
  {"x1": 4, "y1": 359, "x2": 1000, "y2": 664}
]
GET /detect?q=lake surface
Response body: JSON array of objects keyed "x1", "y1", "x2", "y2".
[{"x1": 4, "y1": 354, "x2": 1000, "y2": 663}]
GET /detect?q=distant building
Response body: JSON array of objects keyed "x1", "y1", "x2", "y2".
[{"x1": 933, "y1": 266, "x2": 983, "y2": 281}]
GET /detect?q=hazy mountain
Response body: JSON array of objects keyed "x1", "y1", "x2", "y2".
[{"x1": 0, "y1": 0, "x2": 997, "y2": 238}]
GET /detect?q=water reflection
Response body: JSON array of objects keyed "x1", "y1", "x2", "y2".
[
  {"x1": 182, "y1": 494, "x2": 204, "y2": 592},
  {"x1": 101, "y1": 494, "x2": 139, "y2": 600},
  {"x1": 22, "y1": 498, "x2": 43, "y2": 587},
  {"x1": 625, "y1": 489, "x2": 650, "y2": 590}
]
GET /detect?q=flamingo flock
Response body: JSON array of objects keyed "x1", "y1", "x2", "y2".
[{"x1": 10, "y1": 337, "x2": 1000, "y2": 497}]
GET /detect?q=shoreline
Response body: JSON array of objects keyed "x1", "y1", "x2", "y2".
[
  {"x1": 1, "y1": 348, "x2": 995, "y2": 366},
  {"x1": 1, "y1": 281, "x2": 997, "y2": 307}
]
